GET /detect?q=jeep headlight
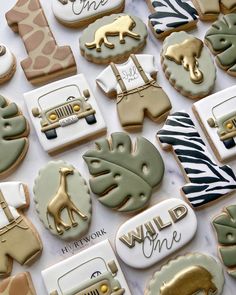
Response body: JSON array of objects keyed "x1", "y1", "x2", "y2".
[
  {"x1": 227, "y1": 122, "x2": 233, "y2": 130},
  {"x1": 49, "y1": 113, "x2": 58, "y2": 121},
  {"x1": 73, "y1": 104, "x2": 80, "y2": 112},
  {"x1": 100, "y1": 284, "x2": 109, "y2": 293}
]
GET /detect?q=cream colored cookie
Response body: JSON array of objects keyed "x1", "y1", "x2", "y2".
[{"x1": 0, "y1": 45, "x2": 16, "y2": 84}]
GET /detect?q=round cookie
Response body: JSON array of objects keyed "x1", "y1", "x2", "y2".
[
  {"x1": 34, "y1": 161, "x2": 92, "y2": 240},
  {"x1": 0, "y1": 95, "x2": 29, "y2": 179},
  {"x1": 161, "y1": 31, "x2": 216, "y2": 99},
  {"x1": 0, "y1": 45, "x2": 16, "y2": 84},
  {"x1": 145, "y1": 253, "x2": 225, "y2": 295},
  {"x1": 79, "y1": 13, "x2": 148, "y2": 64}
]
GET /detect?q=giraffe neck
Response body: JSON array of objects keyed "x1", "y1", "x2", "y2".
[{"x1": 59, "y1": 172, "x2": 68, "y2": 193}]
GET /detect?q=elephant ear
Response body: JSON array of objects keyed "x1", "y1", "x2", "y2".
[{"x1": 83, "y1": 132, "x2": 164, "y2": 212}]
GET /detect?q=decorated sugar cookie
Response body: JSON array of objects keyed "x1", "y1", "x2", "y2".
[
  {"x1": 52, "y1": 0, "x2": 125, "y2": 27},
  {"x1": 0, "y1": 45, "x2": 16, "y2": 84},
  {"x1": 161, "y1": 31, "x2": 216, "y2": 99},
  {"x1": 42, "y1": 240, "x2": 131, "y2": 295},
  {"x1": 205, "y1": 14, "x2": 236, "y2": 77},
  {"x1": 6, "y1": 0, "x2": 77, "y2": 85},
  {"x1": 0, "y1": 182, "x2": 42, "y2": 277},
  {"x1": 156, "y1": 111, "x2": 236, "y2": 209},
  {"x1": 145, "y1": 253, "x2": 225, "y2": 295},
  {"x1": 193, "y1": 86, "x2": 236, "y2": 162},
  {"x1": 96, "y1": 54, "x2": 172, "y2": 130},
  {"x1": 34, "y1": 161, "x2": 92, "y2": 240},
  {"x1": 83, "y1": 132, "x2": 164, "y2": 212},
  {"x1": 0, "y1": 95, "x2": 29, "y2": 179},
  {"x1": 0, "y1": 273, "x2": 36, "y2": 295},
  {"x1": 147, "y1": 0, "x2": 198, "y2": 39},
  {"x1": 115, "y1": 198, "x2": 197, "y2": 269},
  {"x1": 80, "y1": 13, "x2": 147, "y2": 64}
]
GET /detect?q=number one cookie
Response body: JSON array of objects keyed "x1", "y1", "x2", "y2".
[
  {"x1": 5, "y1": 0, "x2": 77, "y2": 85},
  {"x1": 157, "y1": 111, "x2": 236, "y2": 209}
]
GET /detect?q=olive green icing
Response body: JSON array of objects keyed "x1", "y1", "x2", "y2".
[
  {"x1": 205, "y1": 14, "x2": 236, "y2": 76},
  {"x1": 0, "y1": 95, "x2": 28, "y2": 176},
  {"x1": 33, "y1": 161, "x2": 92, "y2": 241},
  {"x1": 213, "y1": 205, "x2": 236, "y2": 278},
  {"x1": 83, "y1": 132, "x2": 164, "y2": 212}
]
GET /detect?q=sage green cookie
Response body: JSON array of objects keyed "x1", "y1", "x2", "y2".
[
  {"x1": 205, "y1": 14, "x2": 236, "y2": 77},
  {"x1": 79, "y1": 13, "x2": 147, "y2": 64},
  {"x1": 34, "y1": 161, "x2": 92, "y2": 241},
  {"x1": 0, "y1": 95, "x2": 29, "y2": 179},
  {"x1": 145, "y1": 253, "x2": 225, "y2": 295},
  {"x1": 213, "y1": 205, "x2": 236, "y2": 278},
  {"x1": 83, "y1": 132, "x2": 164, "y2": 212}
]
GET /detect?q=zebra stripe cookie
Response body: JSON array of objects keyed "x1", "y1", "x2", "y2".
[
  {"x1": 147, "y1": 0, "x2": 198, "y2": 39},
  {"x1": 156, "y1": 111, "x2": 236, "y2": 209}
]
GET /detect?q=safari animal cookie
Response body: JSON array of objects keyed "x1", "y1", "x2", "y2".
[
  {"x1": 156, "y1": 111, "x2": 236, "y2": 209},
  {"x1": 115, "y1": 198, "x2": 197, "y2": 269},
  {"x1": 33, "y1": 161, "x2": 92, "y2": 240},
  {"x1": 42, "y1": 240, "x2": 131, "y2": 295},
  {"x1": 0, "y1": 182, "x2": 42, "y2": 277},
  {"x1": 6, "y1": 0, "x2": 77, "y2": 85},
  {"x1": 147, "y1": 0, "x2": 198, "y2": 39},
  {"x1": 205, "y1": 14, "x2": 236, "y2": 77},
  {"x1": 0, "y1": 95, "x2": 29, "y2": 179},
  {"x1": 0, "y1": 45, "x2": 16, "y2": 84},
  {"x1": 213, "y1": 204, "x2": 236, "y2": 278},
  {"x1": 145, "y1": 253, "x2": 225, "y2": 295},
  {"x1": 161, "y1": 31, "x2": 216, "y2": 99},
  {"x1": 83, "y1": 132, "x2": 164, "y2": 213},
  {"x1": 80, "y1": 14, "x2": 147, "y2": 64},
  {"x1": 96, "y1": 54, "x2": 172, "y2": 130},
  {"x1": 0, "y1": 272, "x2": 36, "y2": 295},
  {"x1": 52, "y1": 0, "x2": 125, "y2": 27},
  {"x1": 193, "y1": 86, "x2": 236, "y2": 162}
]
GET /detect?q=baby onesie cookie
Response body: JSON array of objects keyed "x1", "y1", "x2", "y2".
[
  {"x1": 96, "y1": 54, "x2": 172, "y2": 130},
  {"x1": 161, "y1": 31, "x2": 216, "y2": 99},
  {"x1": 79, "y1": 14, "x2": 147, "y2": 64},
  {"x1": 145, "y1": 253, "x2": 225, "y2": 295},
  {"x1": 6, "y1": 0, "x2": 77, "y2": 85},
  {"x1": 193, "y1": 86, "x2": 236, "y2": 162},
  {"x1": 0, "y1": 182, "x2": 42, "y2": 277},
  {"x1": 205, "y1": 14, "x2": 236, "y2": 77},
  {"x1": 52, "y1": 0, "x2": 125, "y2": 27},
  {"x1": 0, "y1": 45, "x2": 16, "y2": 84},
  {"x1": 83, "y1": 132, "x2": 164, "y2": 213},
  {"x1": 0, "y1": 95, "x2": 29, "y2": 179},
  {"x1": 156, "y1": 111, "x2": 236, "y2": 209},
  {"x1": 42, "y1": 239, "x2": 131, "y2": 295},
  {"x1": 115, "y1": 198, "x2": 197, "y2": 269},
  {"x1": 24, "y1": 74, "x2": 106, "y2": 155},
  {"x1": 34, "y1": 161, "x2": 92, "y2": 240},
  {"x1": 0, "y1": 272, "x2": 36, "y2": 295},
  {"x1": 147, "y1": 0, "x2": 198, "y2": 39}
]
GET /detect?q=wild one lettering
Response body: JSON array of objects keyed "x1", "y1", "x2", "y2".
[{"x1": 69, "y1": 0, "x2": 109, "y2": 15}]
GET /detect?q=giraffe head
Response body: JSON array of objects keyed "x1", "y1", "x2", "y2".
[{"x1": 59, "y1": 167, "x2": 74, "y2": 176}]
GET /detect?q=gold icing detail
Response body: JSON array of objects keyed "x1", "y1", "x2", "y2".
[
  {"x1": 46, "y1": 167, "x2": 88, "y2": 235},
  {"x1": 73, "y1": 105, "x2": 80, "y2": 112},
  {"x1": 0, "y1": 46, "x2": 6, "y2": 57},
  {"x1": 153, "y1": 216, "x2": 172, "y2": 231},
  {"x1": 165, "y1": 38, "x2": 204, "y2": 84},
  {"x1": 227, "y1": 122, "x2": 233, "y2": 129},
  {"x1": 119, "y1": 226, "x2": 144, "y2": 248},
  {"x1": 49, "y1": 113, "x2": 57, "y2": 121},
  {"x1": 101, "y1": 284, "x2": 109, "y2": 293},
  {"x1": 169, "y1": 205, "x2": 188, "y2": 223},
  {"x1": 85, "y1": 15, "x2": 141, "y2": 52}
]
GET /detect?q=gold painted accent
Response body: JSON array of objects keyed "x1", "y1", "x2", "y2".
[
  {"x1": 169, "y1": 205, "x2": 188, "y2": 223},
  {"x1": 153, "y1": 216, "x2": 172, "y2": 231},
  {"x1": 119, "y1": 226, "x2": 144, "y2": 248},
  {"x1": 49, "y1": 113, "x2": 57, "y2": 121},
  {"x1": 73, "y1": 105, "x2": 80, "y2": 112},
  {"x1": 165, "y1": 38, "x2": 204, "y2": 84},
  {"x1": 0, "y1": 46, "x2": 6, "y2": 56},
  {"x1": 101, "y1": 284, "x2": 109, "y2": 293},
  {"x1": 227, "y1": 122, "x2": 233, "y2": 129},
  {"x1": 144, "y1": 221, "x2": 156, "y2": 236},
  {"x1": 46, "y1": 167, "x2": 88, "y2": 235},
  {"x1": 85, "y1": 15, "x2": 141, "y2": 52}
]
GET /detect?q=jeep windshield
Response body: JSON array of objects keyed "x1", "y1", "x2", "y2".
[
  {"x1": 212, "y1": 96, "x2": 236, "y2": 119},
  {"x1": 37, "y1": 84, "x2": 82, "y2": 110}
]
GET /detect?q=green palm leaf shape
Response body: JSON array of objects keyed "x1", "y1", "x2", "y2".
[{"x1": 83, "y1": 132, "x2": 164, "y2": 212}]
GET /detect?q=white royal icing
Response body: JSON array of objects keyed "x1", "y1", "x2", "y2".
[{"x1": 0, "y1": 45, "x2": 14, "y2": 77}]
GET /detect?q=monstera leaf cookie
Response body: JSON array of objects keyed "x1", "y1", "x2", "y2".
[
  {"x1": 205, "y1": 14, "x2": 236, "y2": 77},
  {"x1": 83, "y1": 132, "x2": 164, "y2": 212}
]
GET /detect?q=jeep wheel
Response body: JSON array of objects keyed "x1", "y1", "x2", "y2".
[
  {"x1": 85, "y1": 114, "x2": 97, "y2": 125},
  {"x1": 223, "y1": 138, "x2": 235, "y2": 149},
  {"x1": 45, "y1": 129, "x2": 57, "y2": 140}
]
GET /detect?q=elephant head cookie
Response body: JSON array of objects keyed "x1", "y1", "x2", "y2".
[{"x1": 33, "y1": 161, "x2": 92, "y2": 240}]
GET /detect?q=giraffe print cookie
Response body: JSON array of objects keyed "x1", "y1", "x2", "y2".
[
  {"x1": 0, "y1": 45, "x2": 16, "y2": 84},
  {"x1": 33, "y1": 161, "x2": 92, "y2": 240},
  {"x1": 6, "y1": 0, "x2": 77, "y2": 85}
]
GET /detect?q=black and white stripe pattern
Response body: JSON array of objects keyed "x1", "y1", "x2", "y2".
[
  {"x1": 149, "y1": 0, "x2": 198, "y2": 35},
  {"x1": 157, "y1": 111, "x2": 236, "y2": 208}
]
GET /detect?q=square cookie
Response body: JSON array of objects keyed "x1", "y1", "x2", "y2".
[
  {"x1": 193, "y1": 86, "x2": 236, "y2": 162},
  {"x1": 24, "y1": 74, "x2": 107, "y2": 154},
  {"x1": 42, "y1": 239, "x2": 131, "y2": 295}
]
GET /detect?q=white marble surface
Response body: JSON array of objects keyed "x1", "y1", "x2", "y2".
[{"x1": 0, "y1": 0, "x2": 236, "y2": 294}]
